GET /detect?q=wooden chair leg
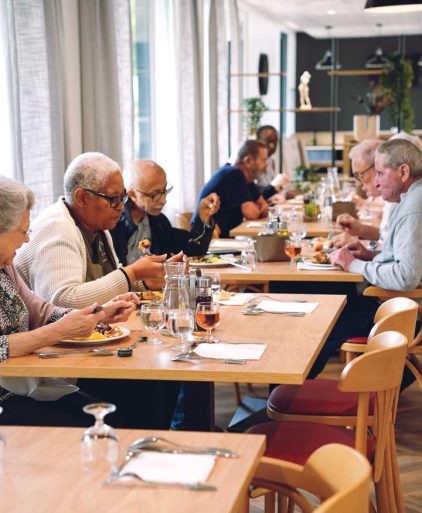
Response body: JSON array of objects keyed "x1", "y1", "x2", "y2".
[
  {"x1": 405, "y1": 358, "x2": 422, "y2": 389},
  {"x1": 233, "y1": 383, "x2": 242, "y2": 406},
  {"x1": 374, "y1": 467, "x2": 391, "y2": 513},
  {"x1": 389, "y1": 424, "x2": 406, "y2": 513},
  {"x1": 264, "y1": 492, "x2": 276, "y2": 513}
]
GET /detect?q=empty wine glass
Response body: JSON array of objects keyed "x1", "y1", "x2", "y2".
[
  {"x1": 140, "y1": 303, "x2": 165, "y2": 345},
  {"x1": 289, "y1": 222, "x2": 307, "y2": 241},
  {"x1": 196, "y1": 302, "x2": 221, "y2": 343},
  {"x1": 0, "y1": 406, "x2": 5, "y2": 471},
  {"x1": 168, "y1": 309, "x2": 194, "y2": 352},
  {"x1": 80, "y1": 403, "x2": 119, "y2": 477}
]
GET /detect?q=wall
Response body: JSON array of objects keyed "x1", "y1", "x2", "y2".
[{"x1": 295, "y1": 33, "x2": 422, "y2": 133}]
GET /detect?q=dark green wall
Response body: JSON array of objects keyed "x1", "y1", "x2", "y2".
[{"x1": 295, "y1": 33, "x2": 422, "y2": 132}]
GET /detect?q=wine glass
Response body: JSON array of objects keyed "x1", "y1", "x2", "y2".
[
  {"x1": 80, "y1": 403, "x2": 119, "y2": 476},
  {"x1": 140, "y1": 303, "x2": 165, "y2": 345},
  {"x1": 196, "y1": 302, "x2": 221, "y2": 343},
  {"x1": 210, "y1": 273, "x2": 221, "y2": 296},
  {"x1": 0, "y1": 406, "x2": 5, "y2": 471},
  {"x1": 289, "y1": 222, "x2": 307, "y2": 241},
  {"x1": 168, "y1": 309, "x2": 194, "y2": 352},
  {"x1": 284, "y1": 238, "x2": 302, "y2": 266}
]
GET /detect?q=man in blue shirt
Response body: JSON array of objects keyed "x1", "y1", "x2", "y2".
[{"x1": 192, "y1": 140, "x2": 269, "y2": 237}]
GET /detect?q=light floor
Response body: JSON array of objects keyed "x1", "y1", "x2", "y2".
[{"x1": 214, "y1": 359, "x2": 422, "y2": 513}]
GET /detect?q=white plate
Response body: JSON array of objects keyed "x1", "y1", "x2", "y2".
[
  {"x1": 189, "y1": 258, "x2": 232, "y2": 268},
  {"x1": 303, "y1": 259, "x2": 338, "y2": 269},
  {"x1": 58, "y1": 326, "x2": 131, "y2": 346}
]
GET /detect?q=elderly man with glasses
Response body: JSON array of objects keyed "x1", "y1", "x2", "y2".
[
  {"x1": 111, "y1": 160, "x2": 220, "y2": 265},
  {"x1": 15, "y1": 152, "x2": 169, "y2": 308}
]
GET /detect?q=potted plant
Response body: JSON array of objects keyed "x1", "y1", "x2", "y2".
[
  {"x1": 242, "y1": 97, "x2": 268, "y2": 137},
  {"x1": 381, "y1": 52, "x2": 414, "y2": 133}
]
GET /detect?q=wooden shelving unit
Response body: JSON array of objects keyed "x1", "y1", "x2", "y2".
[
  {"x1": 327, "y1": 69, "x2": 384, "y2": 77},
  {"x1": 230, "y1": 107, "x2": 340, "y2": 113},
  {"x1": 230, "y1": 72, "x2": 287, "y2": 77}
]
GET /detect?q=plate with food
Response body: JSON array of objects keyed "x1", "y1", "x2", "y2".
[
  {"x1": 136, "y1": 290, "x2": 163, "y2": 303},
  {"x1": 303, "y1": 252, "x2": 338, "y2": 269},
  {"x1": 59, "y1": 325, "x2": 130, "y2": 345},
  {"x1": 189, "y1": 255, "x2": 233, "y2": 268}
]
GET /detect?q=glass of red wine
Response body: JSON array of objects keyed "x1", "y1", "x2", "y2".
[
  {"x1": 284, "y1": 238, "x2": 302, "y2": 266},
  {"x1": 196, "y1": 302, "x2": 221, "y2": 343}
]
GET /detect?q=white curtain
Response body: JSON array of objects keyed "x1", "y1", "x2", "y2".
[{"x1": 0, "y1": 0, "x2": 132, "y2": 214}]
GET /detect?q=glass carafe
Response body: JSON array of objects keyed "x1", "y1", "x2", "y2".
[{"x1": 162, "y1": 262, "x2": 189, "y2": 310}]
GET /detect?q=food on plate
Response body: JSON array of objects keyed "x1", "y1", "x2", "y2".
[
  {"x1": 215, "y1": 289, "x2": 231, "y2": 301},
  {"x1": 137, "y1": 290, "x2": 163, "y2": 302},
  {"x1": 69, "y1": 324, "x2": 123, "y2": 341},
  {"x1": 138, "y1": 239, "x2": 151, "y2": 254},
  {"x1": 189, "y1": 255, "x2": 223, "y2": 265},
  {"x1": 312, "y1": 252, "x2": 331, "y2": 265}
]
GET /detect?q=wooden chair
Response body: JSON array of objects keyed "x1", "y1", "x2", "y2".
[
  {"x1": 363, "y1": 287, "x2": 422, "y2": 389},
  {"x1": 248, "y1": 331, "x2": 408, "y2": 513},
  {"x1": 250, "y1": 443, "x2": 371, "y2": 513}
]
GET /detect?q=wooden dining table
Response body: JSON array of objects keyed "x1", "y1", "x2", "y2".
[
  {"x1": 229, "y1": 219, "x2": 339, "y2": 238},
  {"x1": 0, "y1": 426, "x2": 265, "y2": 513},
  {"x1": 0, "y1": 293, "x2": 346, "y2": 431}
]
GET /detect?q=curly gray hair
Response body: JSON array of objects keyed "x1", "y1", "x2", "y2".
[
  {"x1": 377, "y1": 139, "x2": 422, "y2": 178},
  {"x1": 0, "y1": 175, "x2": 35, "y2": 233},
  {"x1": 64, "y1": 152, "x2": 122, "y2": 203}
]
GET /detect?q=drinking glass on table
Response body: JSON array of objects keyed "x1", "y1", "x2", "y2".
[
  {"x1": 284, "y1": 238, "x2": 302, "y2": 266},
  {"x1": 289, "y1": 221, "x2": 307, "y2": 241},
  {"x1": 210, "y1": 273, "x2": 221, "y2": 296},
  {"x1": 140, "y1": 303, "x2": 165, "y2": 345},
  {"x1": 196, "y1": 302, "x2": 221, "y2": 343},
  {"x1": 168, "y1": 309, "x2": 194, "y2": 352},
  {"x1": 80, "y1": 403, "x2": 119, "y2": 476}
]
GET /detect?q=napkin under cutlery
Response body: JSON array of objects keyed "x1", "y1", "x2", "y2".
[
  {"x1": 194, "y1": 342, "x2": 266, "y2": 360},
  {"x1": 122, "y1": 451, "x2": 216, "y2": 486},
  {"x1": 254, "y1": 299, "x2": 318, "y2": 314}
]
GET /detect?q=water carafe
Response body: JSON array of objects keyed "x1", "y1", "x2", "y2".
[{"x1": 162, "y1": 262, "x2": 189, "y2": 310}]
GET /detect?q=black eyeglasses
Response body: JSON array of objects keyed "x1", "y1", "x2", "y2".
[
  {"x1": 135, "y1": 184, "x2": 173, "y2": 202},
  {"x1": 353, "y1": 165, "x2": 374, "y2": 183},
  {"x1": 83, "y1": 188, "x2": 128, "y2": 208}
]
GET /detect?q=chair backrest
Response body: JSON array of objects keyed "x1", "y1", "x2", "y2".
[
  {"x1": 254, "y1": 444, "x2": 371, "y2": 513},
  {"x1": 369, "y1": 297, "x2": 418, "y2": 348},
  {"x1": 338, "y1": 331, "x2": 407, "y2": 481}
]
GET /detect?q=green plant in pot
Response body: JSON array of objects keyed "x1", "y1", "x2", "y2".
[
  {"x1": 243, "y1": 97, "x2": 268, "y2": 137},
  {"x1": 381, "y1": 52, "x2": 414, "y2": 133}
]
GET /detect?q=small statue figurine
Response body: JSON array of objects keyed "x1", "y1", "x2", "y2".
[{"x1": 298, "y1": 71, "x2": 312, "y2": 109}]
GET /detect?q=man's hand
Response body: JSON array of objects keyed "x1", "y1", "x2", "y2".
[
  {"x1": 55, "y1": 304, "x2": 105, "y2": 339},
  {"x1": 329, "y1": 247, "x2": 356, "y2": 272},
  {"x1": 347, "y1": 240, "x2": 376, "y2": 261},
  {"x1": 330, "y1": 232, "x2": 358, "y2": 249},
  {"x1": 198, "y1": 193, "x2": 220, "y2": 224},
  {"x1": 126, "y1": 254, "x2": 166, "y2": 283},
  {"x1": 270, "y1": 173, "x2": 290, "y2": 192},
  {"x1": 102, "y1": 292, "x2": 140, "y2": 323},
  {"x1": 336, "y1": 213, "x2": 362, "y2": 236}
]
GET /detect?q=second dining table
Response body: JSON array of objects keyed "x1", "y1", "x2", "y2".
[{"x1": 0, "y1": 293, "x2": 347, "y2": 431}]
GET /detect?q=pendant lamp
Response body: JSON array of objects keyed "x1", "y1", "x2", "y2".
[{"x1": 364, "y1": 0, "x2": 422, "y2": 13}]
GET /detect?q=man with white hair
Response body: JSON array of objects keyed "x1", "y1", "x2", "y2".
[{"x1": 16, "y1": 152, "x2": 167, "y2": 308}]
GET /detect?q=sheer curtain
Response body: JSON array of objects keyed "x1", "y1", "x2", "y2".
[{"x1": 0, "y1": 0, "x2": 132, "y2": 214}]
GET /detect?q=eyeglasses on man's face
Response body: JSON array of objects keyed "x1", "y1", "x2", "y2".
[
  {"x1": 135, "y1": 184, "x2": 173, "y2": 202},
  {"x1": 353, "y1": 165, "x2": 374, "y2": 184},
  {"x1": 83, "y1": 188, "x2": 128, "y2": 208}
]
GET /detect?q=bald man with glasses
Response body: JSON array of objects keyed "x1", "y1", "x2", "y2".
[{"x1": 111, "y1": 160, "x2": 220, "y2": 265}]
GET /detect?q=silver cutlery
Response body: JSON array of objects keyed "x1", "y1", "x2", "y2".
[
  {"x1": 38, "y1": 348, "x2": 114, "y2": 358},
  {"x1": 105, "y1": 471, "x2": 216, "y2": 491},
  {"x1": 172, "y1": 353, "x2": 246, "y2": 365},
  {"x1": 242, "y1": 305, "x2": 306, "y2": 316},
  {"x1": 218, "y1": 258, "x2": 252, "y2": 271}
]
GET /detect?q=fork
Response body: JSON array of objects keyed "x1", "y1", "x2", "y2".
[
  {"x1": 106, "y1": 471, "x2": 216, "y2": 491},
  {"x1": 172, "y1": 352, "x2": 246, "y2": 365}
]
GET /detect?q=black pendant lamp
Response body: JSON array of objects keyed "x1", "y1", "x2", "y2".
[
  {"x1": 364, "y1": 0, "x2": 422, "y2": 13},
  {"x1": 315, "y1": 26, "x2": 341, "y2": 71},
  {"x1": 365, "y1": 24, "x2": 388, "y2": 69}
]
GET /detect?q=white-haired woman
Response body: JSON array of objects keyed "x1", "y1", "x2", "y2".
[{"x1": 0, "y1": 176, "x2": 178, "y2": 428}]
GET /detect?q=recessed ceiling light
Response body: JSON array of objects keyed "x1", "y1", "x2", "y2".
[{"x1": 327, "y1": 9, "x2": 336, "y2": 14}]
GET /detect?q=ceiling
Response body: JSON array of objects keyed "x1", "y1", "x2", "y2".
[{"x1": 239, "y1": 0, "x2": 422, "y2": 38}]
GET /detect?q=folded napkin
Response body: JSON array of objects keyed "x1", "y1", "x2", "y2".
[
  {"x1": 255, "y1": 299, "x2": 318, "y2": 314},
  {"x1": 209, "y1": 239, "x2": 249, "y2": 252},
  {"x1": 297, "y1": 262, "x2": 339, "y2": 271},
  {"x1": 215, "y1": 293, "x2": 255, "y2": 306},
  {"x1": 123, "y1": 452, "x2": 216, "y2": 485},
  {"x1": 194, "y1": 342, "x2": 266, "y2": 360},
  {"x1": 246, "y1": 221, "x2": 264, "y2": 227}
]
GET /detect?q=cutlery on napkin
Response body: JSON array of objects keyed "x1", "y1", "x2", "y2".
[{"x1": 254, "y1": 299, "x2": 318, "y2": 314}]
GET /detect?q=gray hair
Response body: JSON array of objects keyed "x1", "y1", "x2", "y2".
[
  {"x1": 349, "y1": 139, "x2": 382, "y2": 166},
  {"x1": 390, "y1": 131, "x2": 422, "y2": 151},
  {"x1": 64, "y1": 152, "x2": 122, "y2": 203},
  {"x1": 377, "y1": 139, "x2": 422, "y2": 178},
  {"x1": 0, "y1": 175, "x2": 35, "y2": 233}
]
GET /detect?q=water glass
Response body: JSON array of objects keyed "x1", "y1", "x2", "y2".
[
  {"x1": 168, "y1": 309, "x2": 194, "y2": 352},
  {"x1": 210, "y1": 273, "x2": 221, "y2": 296},
  {"x1": 80, "y1": 403, "x2": 119, "y2": 477},
  {"x1": 140, "y1": 303, "x2": 165, "y2": 345},
  {"x1": 196, "y1": 302, "x2": 221, "y2": 343},
  {"x1": 241, "y1": 239, "x2": 257, "y2": 270}
]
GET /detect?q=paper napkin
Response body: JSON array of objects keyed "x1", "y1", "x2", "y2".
[
  {"x1": 194, "y1": 343, "x2": 266, "y2": 360},
  {"x1": 255, "y1": 299, "x2": 318, "y2": 314}
]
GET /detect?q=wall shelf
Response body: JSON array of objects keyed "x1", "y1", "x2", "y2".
[
  {"x1": 230, "y1": 72, "x2": 287, "y2": 77},
  {"x1": 327, "y1": 69, "x2": 384, "y2": 77},
  {"x1": 230, "y1": 107, "x2": 340, "y2": 113}
]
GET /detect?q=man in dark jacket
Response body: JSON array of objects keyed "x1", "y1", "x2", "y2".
[{"x1": 111, "y1": 160, "x2": 220, "y2": 264}]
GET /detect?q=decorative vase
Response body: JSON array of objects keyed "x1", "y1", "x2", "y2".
[{"x1": 353, "y1": 115, "x2": 380, "y2": 141}]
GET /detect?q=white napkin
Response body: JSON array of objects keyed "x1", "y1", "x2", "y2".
[
  {"x1": 123, "y1": 452, "x2": 216, "y2": 485},
  {"x1": 297, "y1": 262, "x2": 339, "y2": 271},
  {"x1": 216, "y1": 293, "x2": 255, "y2": 306},
  {"x1": 246, "y1": 221, "x2": 264, "y2": 227},
  {"x1": 209, "y1": 239, "x2": 249, "y2": 252},
  {"x1": 255, "y1": 299, "x2": 318, "y2": 314},
  {"x1": 194, "y1": 342, "x2": 266, "y2": 360}
]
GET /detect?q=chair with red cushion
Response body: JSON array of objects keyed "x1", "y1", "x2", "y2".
[{"x1": 249, "y1": 331, "x2": 407, "y2": 513}]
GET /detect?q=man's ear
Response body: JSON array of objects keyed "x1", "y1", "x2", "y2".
[
  {"x1": 399, "y1": 163, "x2": 411, "y2": 182},
  {"x1": 128, "y1": 189, "x2": 137, "y2": 201},
  {"x1": 243, "y1": 154, "x2": 253, "y2": 168},
  {"x1": 74, "y1": 188, "x2": 88, "y2": 207}
]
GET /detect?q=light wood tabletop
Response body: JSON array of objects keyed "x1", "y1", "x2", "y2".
[
  {"x1": 0, "y1": 426, "x2": 265, "y2": 513},
  {"x1": 0, "y1": 294, "x2": 346, "y2": 386},
  {"x1": 229, "y1": 219, "x2": 339, "y2": 238}
]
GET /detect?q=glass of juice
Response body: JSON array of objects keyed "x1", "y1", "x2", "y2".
[
  {"x1": 196, "y1": 302, "x2": 221, "y2": 343},
  {"x1": 284, "y1": 238, "x2": 302, "y2": 266}
]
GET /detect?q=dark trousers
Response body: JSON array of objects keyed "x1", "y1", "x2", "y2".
[{"x1": 0, "y1": 379, "x2": 180, "y2": 429}]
